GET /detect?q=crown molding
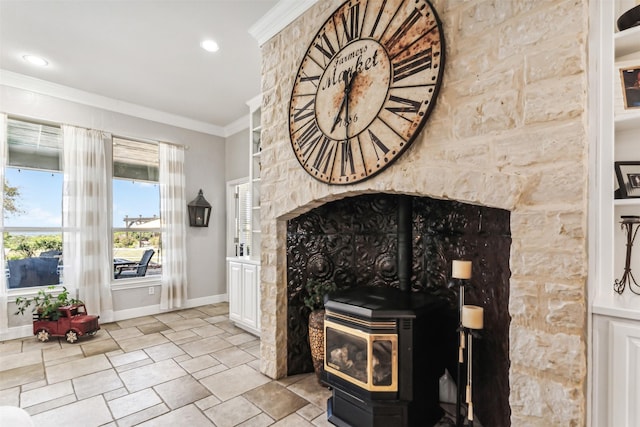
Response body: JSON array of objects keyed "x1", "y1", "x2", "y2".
[
  {"x1": 0, "y1": 69, "x2": 226, "y2": 137},
  {"x1": 224, "y1": 113, "x2": 250, "y2": 137},
  {"x1": 248, "y1": 0, "x2": 318, "y2": 46}
]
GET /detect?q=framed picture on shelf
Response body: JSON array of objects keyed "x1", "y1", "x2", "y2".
[
  {"x1": 615, "y1": 161, "x2": 640, "y2": 198},
  {"x1": 619, "y1": 65, "x2": 640, "y2": 110}
]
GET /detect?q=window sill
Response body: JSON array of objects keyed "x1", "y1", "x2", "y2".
[{"x1": 111, "y1": 276, "x2": 161, "y2": 291}]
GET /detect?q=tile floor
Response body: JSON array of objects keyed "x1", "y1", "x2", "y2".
[{"x1": 0, "y1": 302, "x2": 332, "y2": 427}]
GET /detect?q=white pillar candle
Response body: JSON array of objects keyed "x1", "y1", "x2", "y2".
[
  {"x1": 452, "y1": 260, "x2": 472, "y2": 279},
  {"x1": 462, "y1": 305, "x2": 484, "y2": 329}
]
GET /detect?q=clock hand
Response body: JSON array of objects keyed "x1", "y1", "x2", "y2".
[
  {"x1": 331, "y1": 70, "x2": 350, "y2": 133},
  {"x1": 344, "y1": 70, "x2": 357, "y2": 140}
]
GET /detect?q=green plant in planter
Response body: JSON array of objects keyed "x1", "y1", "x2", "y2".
[
  {"x1": 303, "y1": 279, "x2": 338, "y2": 311},
  {"x1": 14, "y1": 286, "x2": 81, "y2": 320}
]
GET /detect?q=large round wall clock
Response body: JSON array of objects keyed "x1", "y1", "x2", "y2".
[{"x1": 289, "y1": 0, "x2": 445, "y2": 184}]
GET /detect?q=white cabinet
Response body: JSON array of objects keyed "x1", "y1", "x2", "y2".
[
  {"x1": 591, "y1": 1, "x2": 640, "y2": 425},
  {"x1": 227, "y1": 258, "x2": 260, "y2": 336}
]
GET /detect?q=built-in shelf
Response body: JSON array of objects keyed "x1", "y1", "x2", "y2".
[
  {"x1": 615, "y1": 25, "x2": 640, "y2": 58},
  {"x1": 614, "y1": 111, "x2": 640, "y2": 131},
  {"x1": 614, "y1": 198, "x2": 640, "y2": 206}
]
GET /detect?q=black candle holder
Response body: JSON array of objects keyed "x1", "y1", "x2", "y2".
[
  {"x1": 614, "y1": 216, "x2": 640, "y2": 295},
  {"x1": 447, "y1": 277, "x2": 469, "y2": 427}
]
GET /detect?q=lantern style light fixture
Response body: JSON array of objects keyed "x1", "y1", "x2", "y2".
[{"x1": 187, "y1": 189, "x2": 212, "y2": 227}]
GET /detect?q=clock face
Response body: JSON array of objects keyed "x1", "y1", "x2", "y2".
[{"x1": 289, "y1": 0, "x2": 445, "y2": 184}]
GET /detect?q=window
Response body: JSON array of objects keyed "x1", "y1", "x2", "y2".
[
  {"x1": 112, "y1": 138, "x2": 161, "y2": 279},
  {"x1": 4, "y1": 118, "x2": 63, "y2": 289}
]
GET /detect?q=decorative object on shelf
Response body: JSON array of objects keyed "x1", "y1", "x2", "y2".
[
  {"x1": 615, "y1": 161, "x2": 640, "y2": 198},
  {"x1": 288, "y1": 0, "x2": 445, "y2": 185},
  {"x1": 304, "y1": 278, "x2": 338, "y2": 382},
  {"x1": 617, "y1": 4, "x2": 640, "y2": 31},
  {"x1": 447, "y1": 259, "x2": 476, "y2": 427},
  {"x1": 614, "y1": 215, "x2": 640, "y2": 295},
  {"x1": 619, "y1": 65, "x2": 640, "y2": 110},
  {"x1": 187, "y1": 189, "x2": 212, "y2": 227}
]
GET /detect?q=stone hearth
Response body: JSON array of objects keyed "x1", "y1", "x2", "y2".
[{"x1": 256, "y1": 1, "x2": 588, "y2": 425}]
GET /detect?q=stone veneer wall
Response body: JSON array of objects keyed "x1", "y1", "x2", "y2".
[{"x1": 258, "y1": 0, "x2": 589, "y2": 425}]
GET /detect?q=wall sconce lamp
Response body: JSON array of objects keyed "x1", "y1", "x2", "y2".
[{"x1": 187, "y1": 189, "x2": 212, "y2": 227}]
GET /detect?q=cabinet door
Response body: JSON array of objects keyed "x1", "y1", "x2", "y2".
[
  {"x1": 228, "y1": 262, "x2": 242, "y2": 323},
  {"x1": 611, "y1": 321, "x2": 640, "y2": 427},
  {"x1": 241, "y1": 264, "x2": 258, "y2": 330}
]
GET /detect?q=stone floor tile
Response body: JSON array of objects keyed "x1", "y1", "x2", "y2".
[
  {"x1": 20, "y1": 337, "x2": 61, "y2": 352},
  {"x1": 247, "y1": 358, "x2": 261, "y2": 372},
  {"x1": 216, "y1": 320, "x2": 246, "y2": 335},
  {"x1": 226, "y1": 332, "x2": 257, "y2": 347},
  {"x1": 174, "y1": 353, "x2": 192, "y2": 363},
  {"x1": 108, "y1": 388, "x2": 162, "y2": 419},
  {"x1": 115, "y1": 358, "x2": 155, "y2": 373},
  {"x1": 108, "y1": 326, "x2": 144, "y2": 341},
  {"x1": 81, "y1": 337, "x2": 120, "y2": 357},
  {"x1": 270, "y1": 412, "x2": 315, "y2": 426},
  {"x1": 103, "y1": 387, "x2": 129, "y2": 401},
  {"x1": 20, "y1": 379, "x2": 48, "y2": 392},
  {"x1": 244, "y1": 381, "x2": 308, "y2": 420},
  {"x1": 0, "y1": 339, "x2": 22, "y2": 355},
  {"x1": 45, "y1": 354, "x2": 112, "y2": 384},
  {"x1": 200, "y1": 364, "x2": 271, "y2": 401},
  {"x1": 138, "y1": 403, "x2": 214, "y2": 426},
  {"x1": 153, "y1": 375, "x2": 211, "y2": 409},
  {"x1": 297, "y1": 403, "x2": 324, "y2": 421},
  {"x1": 312, "y1": 413, "x2": 334, "y2": 426},
  {"x1": 100, "y1": 322, "x2": 120, "y2": 331},
  {"x1": 30, "y1": 395, "x2": 113, "y2": 426},
  {"x1": 237, "y1": 413, "x2": 276, "y2": 427},
  {"x1": 0, "y1": 364, "x2": 45, "y2": 390},
  {"x1": 192, "y1": 363, "x2": 229, "y2": 379},
  {"x1": 205, "y1": 315, "x2": 229, "y2": 324},
  {"x1": 137, "y1": 321, "x2": 171, "y2": 335},
  {"x1": 153, "y1": 312, "x2": 184, "y2": 323},
  {"x1": 117, "y1": 332, "x2": 169, "y2": 352},
  {"x1": 0, "y1": 349, "x2": 42, "y2": 372},
  {"x1": 23, "y1": 393, "x2": 77, "y2": 416},
  {"x1": 118, "y1": 358, "x2": 187, "y2": 392},
  {"x1": 113, "y1": 402, "x2": 169, "y2": 427},
  {"x1": 212, "y1": 346, "x2": 255, "y2": 368},
  {"x1": 179, "y1": 354, "x2": 219, "y2": 373},
  {"x1": 174, "y1": 308, "x2": 209, "y2": 319},
  {"x1": 198, "y1": 303, "x2": 230, "y2": 317},
  {"x1": 107, "y1": 349, "x2": 148, "y2": 367},
  {"x1": 194, "y1": 394, "x2": 221, "y2": 411},
  {"x1": 180, "y1": 335, "x2": 233, "y2": 357},
  {"x1": 0, "y1": 386, "x2": 20, "y2": 406},
  {"x1": 164, "y1": 317, "x2": 210, "y2": 331},
  {"x1": 285, "y1": 374, "x2": 331, "y2": 409},
  {"x1": 204, "y1": 396, "x2": 261, "y2": 427},
  {"x1": 72, "y1": 368, "x2": 123, "y2": 400},
  {"x1": 192, "y1": 324, "x2": 225, "y2": 337},
  {"x1": 116, "y1": 315, "x2": 159, "y2": 329},
  {"x1": 144, "y1": 341, "x2": 185, "y2": 362},
  {"x1": 162, "y1": 328, "x2": 200, "y2": 344},
  {"x1": 42, "y1": 345, "x2": 83, "y2": 362},
  {"x1": 21, "y1": 380, "x2": 73, "y2": 407}
]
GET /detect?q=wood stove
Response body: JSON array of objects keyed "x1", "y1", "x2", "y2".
[{"x1": 322, "y1": 287, "x2": 456, "y2": 427}]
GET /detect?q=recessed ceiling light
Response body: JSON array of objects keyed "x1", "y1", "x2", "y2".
[
  {"x1": 22, "y1": 54, "x2": 48, "y2": 67},
  {"x1": 200, "y1": 39, "x2": 219, "y2": 53}
]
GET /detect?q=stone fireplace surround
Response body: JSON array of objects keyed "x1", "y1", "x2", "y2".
[{"x1": 256, "y1": 1, "x2": 588, "y2": 425}]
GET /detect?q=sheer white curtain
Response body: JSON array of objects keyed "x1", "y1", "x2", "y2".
[
  {"x1": 0, "y1": 114, "x2": 7, "y2": 333},
  {"x1": 62, "y1": 125, "x2": 113, "y2": 321},
  {"x1": 159, "y1": 142, "x2": 188, "y2": 309}
]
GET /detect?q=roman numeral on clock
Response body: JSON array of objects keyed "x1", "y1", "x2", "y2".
[
  {"x1": 340, "y1": 3, "x2": 362, "y2": 43},
  {"x1": 393, "y1": 47, "x2": 433, "y2": 83},
  {"x1": 314, "y1": 32, "x2": 337, "y2": 65},
  {"x1": 291, "y1": 98, "x2": 316, "y2": 123},
  {"x1": 385, "y1": 95, "x2": 422, "y2": 117},
  {"x1": 384, "y1": 7, "x2": 422, "y2": 53}
]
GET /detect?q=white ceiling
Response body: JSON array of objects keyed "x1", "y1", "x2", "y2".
[{"x1": 0, "y1": 0, "x2": 279, "y2": 135}]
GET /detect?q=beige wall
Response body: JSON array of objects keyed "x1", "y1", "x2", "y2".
[{"x1": 258, "y1": 0, "x2": 589, "y2": 425}]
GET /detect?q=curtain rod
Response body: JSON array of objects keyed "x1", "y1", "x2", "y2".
[{"x1": 5, "y1": 113, "x2": 190, "y2": 150}]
